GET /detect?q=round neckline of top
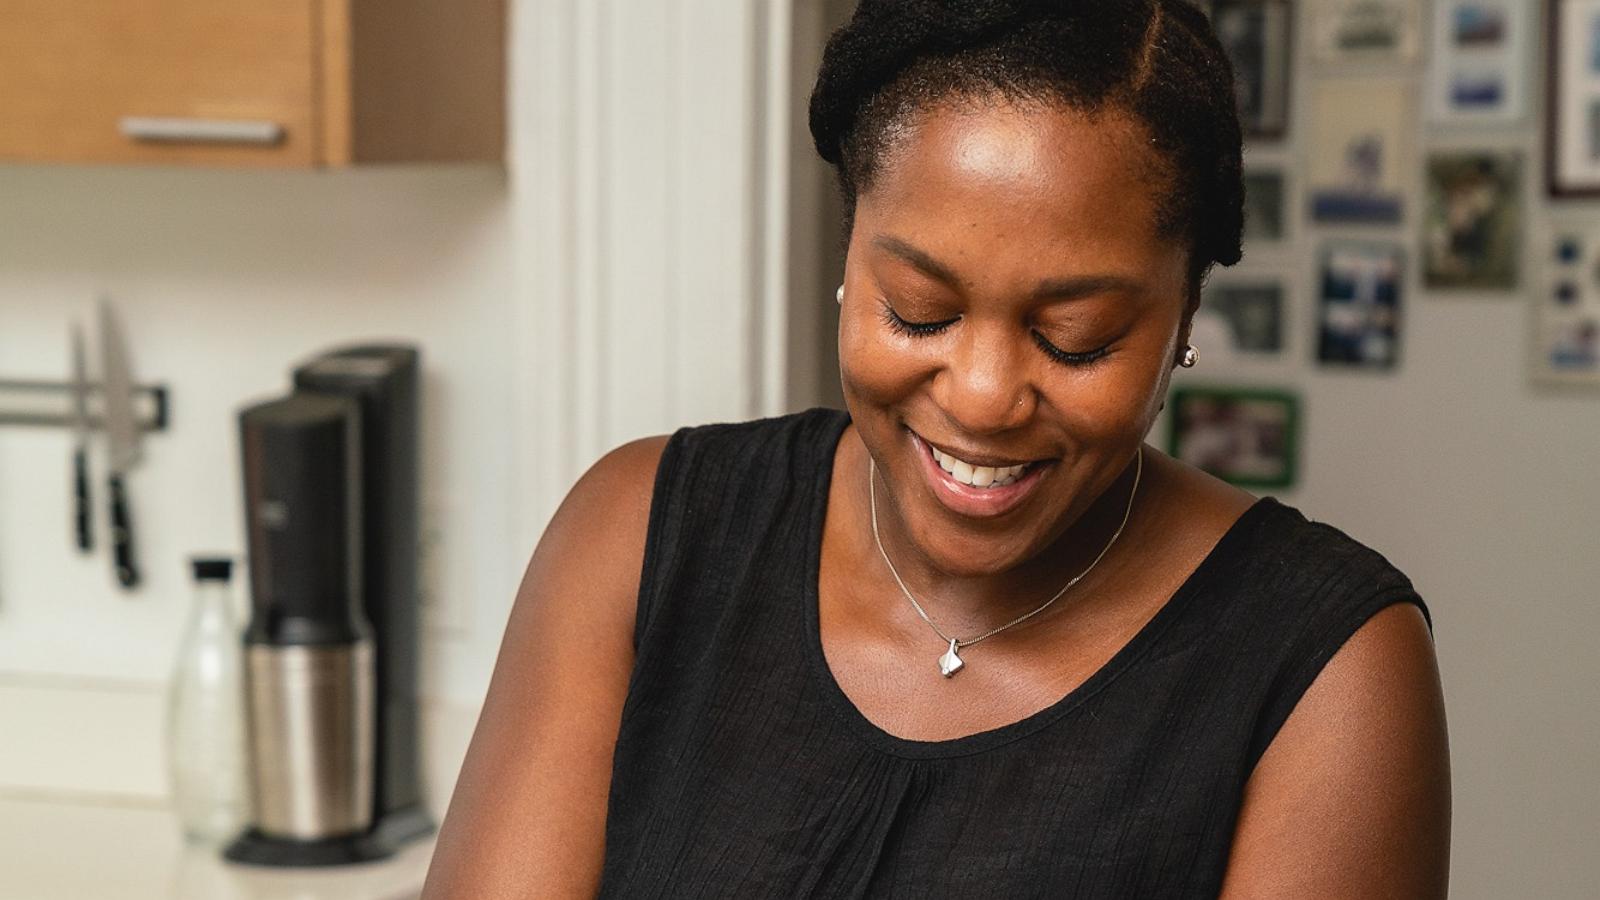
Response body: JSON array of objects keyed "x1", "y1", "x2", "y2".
[{"x1": 799, "y1": 408, "x2": 1280, "y2": 762}]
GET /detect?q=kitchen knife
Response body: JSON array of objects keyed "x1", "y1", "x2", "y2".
[
  {"x1": 98, "y1": 298, "x2": 141, "y2": 589},
  {"x1": 69, "y1": 323, "x2": 92, "y2": 552}
]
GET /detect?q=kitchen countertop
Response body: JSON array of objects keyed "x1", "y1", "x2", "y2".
[{"x1": 0, "y1": 794, "x2": 436, "y2": 899}]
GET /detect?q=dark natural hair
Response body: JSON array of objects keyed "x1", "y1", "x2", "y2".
[{"x1": 809, "y1": 0, "x2": 1244, "y2": 293}]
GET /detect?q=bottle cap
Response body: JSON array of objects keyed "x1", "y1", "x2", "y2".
[{"x1": 191, "y1": 557, "x2": 234, "y2": 582}]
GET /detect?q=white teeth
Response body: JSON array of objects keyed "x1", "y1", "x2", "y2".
[{"x1": 929, "y1": 446, "x2": 1031, "y2": 488}]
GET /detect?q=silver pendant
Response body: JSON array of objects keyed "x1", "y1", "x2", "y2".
[{"x1": 939, "y1": 638, "x2": 964, "y2": 677}]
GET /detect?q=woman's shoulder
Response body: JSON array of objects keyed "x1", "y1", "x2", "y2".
[
  {"x1": 1219, "y1": 507, "x2": 1446, "y2": 897},
  {"x1": 1243, "y1": 497, "x2": 1425, "y2": 617},
  {"x1": 567, "y1": 407, "x2": 847, "y2": 536},
  {"x1": 640, "y1": 407, "x2": 850, "y2": 514},
  {"x1": 654, "y1": 406, "x2": 849, "y2": 473},
  {"x1": 1193, "y1": 493, "x2": 1433, "y2": 758},
  {"x1": 1147, "y1": 484, "x2": 1437, "y2": 786},
  {"x1": 1148, "y1": 454, "x2": 1430, "y2": 697},
  {"x1": 1150, "y1": 453, "x2": 1423, "y2": 624}
]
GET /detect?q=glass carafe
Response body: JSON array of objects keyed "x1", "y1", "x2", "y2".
[{"x1": 165, "y1": 557, "x2": 248, "y2": 845}]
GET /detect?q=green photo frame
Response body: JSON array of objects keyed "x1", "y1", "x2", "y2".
[{"x1": 1167, "y1": 386, "x2": 1300, "y2": 490}]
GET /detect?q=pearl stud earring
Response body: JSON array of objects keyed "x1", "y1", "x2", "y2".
[
  {"x1": 1180, "y1": 345, "x2": 1199, "y2": 368},
  {"x1": 836, "y1": 285, "x2": 845, "y2": 304}
]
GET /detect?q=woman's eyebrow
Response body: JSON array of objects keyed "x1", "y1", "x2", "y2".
[
  {"x1": 1028, "y1": 274, "x2": 1144, "y2": 302},
  {"x1": 872, "y1": 234, "x2": 964, "y2": 288},
  {"x1": 871, "y1": 233, "x2": 1142, "y2": 302}
]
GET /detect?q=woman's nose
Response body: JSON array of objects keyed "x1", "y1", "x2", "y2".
[{"x1": 933, "y1": 325, "x2": 1037, "y2": 434}]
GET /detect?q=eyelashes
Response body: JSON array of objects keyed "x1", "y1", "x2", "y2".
[
  {"x1": 876, "y1": 299, "x2": 1111, "y2": 367},
  {"x1": 1030, "y1": 330, "x2": 1112, "y2": 367},
  {"x1": 878, "y1": 301, "x2": 958, "y2": 337}
]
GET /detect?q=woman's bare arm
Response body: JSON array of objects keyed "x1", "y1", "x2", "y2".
[
  {"x1": 1219, "y1": 603, "x2": 1451, "y2": 899},
  {"x1": 422, "y1": 435, "x2": 669, "y2": 900}
]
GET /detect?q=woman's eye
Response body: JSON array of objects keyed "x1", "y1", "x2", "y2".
[
  {"x1": 1031, "y1": 330, "x2": 1112, "y2": 367},
  {"x1": 878, "y1": 301, "x2": 958, "y2": 337},
  {"x1": 877, "y1": 299, "x2": 1110, "y2": 366}
]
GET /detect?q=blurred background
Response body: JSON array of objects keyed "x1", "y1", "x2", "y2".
[{"x1": 0, "y1": 1, "x2": 1594, "y2": 897}]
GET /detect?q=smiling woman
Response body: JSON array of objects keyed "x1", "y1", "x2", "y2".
[{"x1": 422, "y1": 2, "x2": 1449, "y2": 898}]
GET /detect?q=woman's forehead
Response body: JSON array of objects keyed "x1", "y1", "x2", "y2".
[{"x1": 855, "y1": 103, "x2": 1177, "y2": 285}]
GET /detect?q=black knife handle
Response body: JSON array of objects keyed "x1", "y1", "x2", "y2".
[
  {"x1": 109, "y1": 474, "x2": 139, "y2": 589},
  {"x1": 73, "y1": 447, "x2": 91, "y2": 552}
]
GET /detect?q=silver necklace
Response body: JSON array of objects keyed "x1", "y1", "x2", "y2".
[{"x1": 868, "y1": 445, "x2": 1143, "y2": 677}]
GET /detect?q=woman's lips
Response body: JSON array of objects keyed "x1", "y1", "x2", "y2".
[{"x1": 906, "y1": 429, "x2": 1051, "y2": 519}]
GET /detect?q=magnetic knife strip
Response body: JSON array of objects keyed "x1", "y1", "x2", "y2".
[{"x1": 0, "y1": 378, "x2": 169, "y2": 431}]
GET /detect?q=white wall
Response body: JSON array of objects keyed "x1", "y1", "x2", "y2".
[
  {"x1": 0, "y1": 163, "x2": 523, "y2": 694},
  {"x1": 511, "y1": 0, "x2": 791, "y2": 536}
]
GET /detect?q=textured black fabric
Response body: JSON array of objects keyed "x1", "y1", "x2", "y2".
[{"x1": 598, "y1": 408, "x2": 1431, "y2": 899}]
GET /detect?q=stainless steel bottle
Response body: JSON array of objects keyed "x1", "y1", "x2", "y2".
[{"x1": 243, "y1": 641, "x2": 374, "y2": 840}]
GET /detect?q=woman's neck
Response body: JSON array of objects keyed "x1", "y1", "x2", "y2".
[{"x1": 842, "y1": 431, "x2": 1153, "y2": 639}]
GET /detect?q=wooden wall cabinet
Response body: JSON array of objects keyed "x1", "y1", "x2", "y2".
[{"x1": 0, "y1": 0, "x2": 504, "y2": 167}]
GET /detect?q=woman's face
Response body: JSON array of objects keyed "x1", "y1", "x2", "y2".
[{"x1": 839, "y1": 101, "x2": 1192, "y2": 578}]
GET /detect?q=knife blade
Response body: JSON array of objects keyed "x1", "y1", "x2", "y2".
[
  {"x1": 69, "y1": 323, "x2": 92, "y2": 552},
  {"x1": 98, "y1": 298, "x2": 141, "y2": 589}
]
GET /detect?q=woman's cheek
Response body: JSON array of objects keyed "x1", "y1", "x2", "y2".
[
  {"x1": 1048, "y1": 360, "x2": 1161, "y2": 446},
  {"x1": 838, "y1": 310, "x2": 928, "y2": 404}
]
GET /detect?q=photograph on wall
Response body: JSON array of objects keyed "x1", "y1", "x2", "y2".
[
  {"x1": 1317, "y1": 241, "x2": 1403, "y2": 369},
  {"x1": 1211, "y1": 0, "x2": 1293, "y2": 137},
  {"x1": 1535, "y1": 233, "x2": 1600, "y2": 385},
  {"x1": 1427, "y1": 0, "x2": 1530, "y2": 124},
  {"x1": 1310, "y1": 0, "x2": 1421, "y2": 63},
  {"x1": 1547, "y1": 0, "x2": 1600, "y2": 195},
  {"x1": 1307, "y1": 79, "x2": 1413, "y2": 223},
  {"x1": 1242, "y1": 170, "x2": 1289, "y2": 243},
  {"x1": 1202, "y1": 282, "x2": 1285, "y2": 353},
  {"x1": 1167, "y1": 387, "x2": 1299, "y2": 490},
  {"x1": 1539, "y1": 318, "x2": 1600, "y2": 376},
  {"x1": 1422, "y1": 151, "x2": 1522, "y2": 290}
]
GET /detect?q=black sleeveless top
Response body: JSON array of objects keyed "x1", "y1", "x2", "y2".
[{"x1": 598, "y1": 408, "x2": 1430, "y2": 898}]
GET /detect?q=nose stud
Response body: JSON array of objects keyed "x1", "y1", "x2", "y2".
[{"x1": 1180, "y1": 345, "x2": 1199, "y2": 368}]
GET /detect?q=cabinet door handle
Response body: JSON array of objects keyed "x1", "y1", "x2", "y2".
[{"x1": 119, "y1": 117, "x2": 285, "y2": 145}]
